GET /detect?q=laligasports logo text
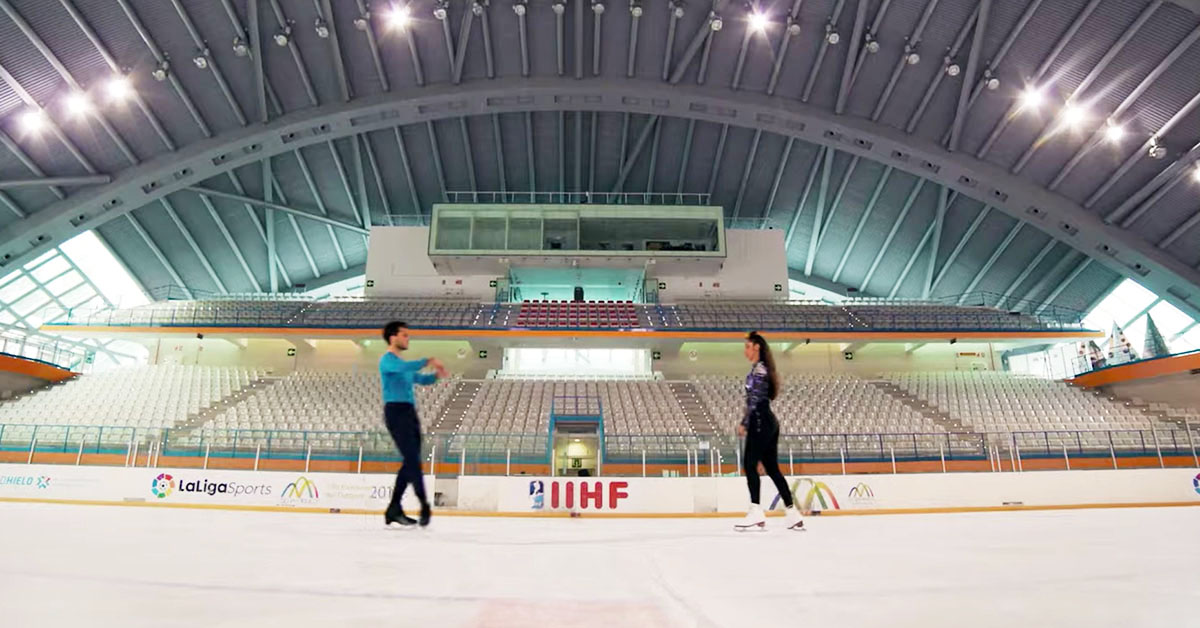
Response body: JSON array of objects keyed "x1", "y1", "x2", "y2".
[{"x1": 150, "y1": 474, "x2": 271, "y2": 499}]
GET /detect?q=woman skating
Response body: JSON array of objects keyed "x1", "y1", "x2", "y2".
[{"x1": 735, "y1": 331, "x2": 804, "y2": 531}]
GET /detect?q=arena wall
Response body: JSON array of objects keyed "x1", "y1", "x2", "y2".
[{"x1": 4, "y1": 464, "x2": 1197, "y2": 517}]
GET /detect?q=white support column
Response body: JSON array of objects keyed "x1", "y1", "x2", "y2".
[{"x1": 203, "y1": 443, "x2": 211, "y2": 470}]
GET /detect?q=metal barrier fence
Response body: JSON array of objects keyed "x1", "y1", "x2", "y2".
[{"x1": 3, "y1": 423, "x2": 1196, "y2": 475}]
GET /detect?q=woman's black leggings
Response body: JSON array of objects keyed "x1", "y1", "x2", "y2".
[
  {"x1": 384, "y1": 402, "x2": 428, "y2": 509},
  {"x1": 743, "y1": 411, "x2": 793, "y2": 508}
]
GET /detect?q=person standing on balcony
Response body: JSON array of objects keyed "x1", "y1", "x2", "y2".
[
  {"x1": 380, "y1": 321, "x2": 447, "y2": 528},
  {"x1": 735, "y1": 331, "x2": 804, "y2": 532}
]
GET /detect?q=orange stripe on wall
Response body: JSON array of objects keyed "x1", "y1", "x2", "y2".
[
  {"x1": 0, "y1": 353, "x2": 75, "y2": 383},
  {"x1": 1070, "y1": 351, "x2": 1200, "y2": 388},
  {"x1": 43, "y1": 324, "x2": 1103, "y2": 342}
]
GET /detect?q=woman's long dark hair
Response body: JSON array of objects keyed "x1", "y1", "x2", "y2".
[{"x1": 747, "y1": 331, "x2": 779, "y2": 401}]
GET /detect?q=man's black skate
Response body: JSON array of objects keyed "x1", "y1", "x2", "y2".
[
  {"x1": 385, "y1": 505, "x2": 417, "y2": 527},
  {"x1": 419, "y1": 503, "x2": 432, "y2": 527}
]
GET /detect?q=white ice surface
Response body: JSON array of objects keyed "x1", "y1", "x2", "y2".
[{"x1": 0, "y1": 503, "x2": 1196, "y2": 627}]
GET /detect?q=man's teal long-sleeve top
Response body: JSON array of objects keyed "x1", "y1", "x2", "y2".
[{"x1": 380, "y1": 353, "x2": 437, "y2": 404}]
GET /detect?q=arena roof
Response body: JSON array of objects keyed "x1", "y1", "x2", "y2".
[{"x1": 0, "y1": 0, "x2": 1198, "y2": 320}]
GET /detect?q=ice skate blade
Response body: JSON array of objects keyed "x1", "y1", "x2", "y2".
[{"x1": 734, "y1": 522, "x2": 766, "y2": 532}]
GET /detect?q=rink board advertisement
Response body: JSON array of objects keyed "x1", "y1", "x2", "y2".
[
  {"x1": 0, "y1": 464, "x2": 432, "y2": 512},
  {"x1": 3, "y1": 464, "x2": 1199, "y2": 514},
  {"x1": 460, "y1": 476, "x2": 702, "y2": 513},
  {"x1": 715, "y1": 468, "x2": 1200, "y2": 513}
]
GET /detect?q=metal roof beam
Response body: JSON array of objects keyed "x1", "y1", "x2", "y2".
[
  {"x1": 587, "y1": 112, "x2": 597, "y2": 193},
  {"x1": 196, "y1": 193, "x2": 261, "y2": 292},
  {"x1": 1011, "y1": 2, "x2": 1159, "y2": 174},
  {"x1": 976, "y1": 0, "x2": 1102, "y2": 159},
  {"x1": 847, "y1": 0, "x2": 893, "y2": 89},
  {"x1": 835, "y1": 0, "x2": 869, "y2": 114},
  {"x1": 1158, "y1": 206, "x2": 1200, "y2": 249},
  {"x1": 270, "y1": 177, "x2": 321, "y2": 278},
  {"x1": 731, "y1": 19, "x2": 753, "y2": 90},
  {"x1": 392, "y1": 127, "x2": 422, "y2": 213},
  {"x1": 957, "y1": 221, "x2": 1023, "y2": 304},
  {"x1": 675, "y1": 119, "x2": 696, "y2": 195},
  {"x1": 871, "y1": 0, "x2": 938, "y2": 121},
  {"x1": 516, "y1": 5, "x2": 530, "y2": 77},
  {"x1": 481, "y1": 2, "x2": 495, "y2": 79},
  {"x1": 361, "y1": 133, "x2": 392, "y2": 213},
  {"x1": 802, "y1": 0, "x2": 846, "y2": 103},
  {"x1": 783, "y1": 146, "x2": 825, "y2": 253},
  {"x1": 922, "y1": 185, "x2": 949, "y2": 298},
  {"x1": 816, "y1": 155, "x2": 859, "y2": 248},
  {"x1": 248, "y1": 0, "x2": 267, "y2": 123},
  {"x1": 268, "y1": 0, "x2": 319, "y2": 107},
  {"x1": 555, "y1": 2, "x2": 565, "y2": 76},
  {"x1": 668, "y1": 16, "x2": 714, "y2": 84},
  {"x1": 611, "y1": 115, "x2": 659, "y2": 192},
  {"x1": 353, "y1": 0, "x2": 389, "y2": 91},
  {"x1": 996, "y1": 238, "x2": 1057, "y2": 310},
  {"x1": 861, "y1": 178, "x2": 925, "y2": 292},
  {"x1": 891, "y1": 219, "x2": 936, "y2": 299},
  {"x1": 832, "y1": 166, "x2": 891, "y2": 284},
  {"x1": 525, "y1": 112, "x2": 536, "y2": 192},
  {"x1": 494, "y1": 114, "x2": 508, "y2": 193},
  {"x1": 160, "y1": 197, "x2": 227, "y2": 294},
  {"x1": 662, "y1": 3, "x2": 679, "y2": 80},
  {"x1": 59, "y1": 0, "x2": 174, "y2": 151},
  {"x1": 763, "y1": 138, "x2": 794, "y2": 221},
  {"x1": 317, "y1": 0, "x2": 352, "y2": 100},
  {"x1": 0, "y1": 63, "x2": 97, "y2": 176},
  {"x1": 221, "y1": 167, "x2": 290, "y2": 288},
  {"x1": 575, "y1": 0, "x2": 584, "y2": 80},
  {"x1": 187, "y1": 187, "x2": 368, "y2": 235},
  {"x1": 705, "y1": 124, "x2": 729, "y2": 197},
  {"x1": 453, "y1": 4, "x2": 476, "y2": 84},
  {"x1": 731, "y1": 130, "x2": 762, "y2": 219},
  {"x1": 1107, "y1": 138, "x2": 1200, "y2": 225},
  {"x1": 1050, "y1": 23, "x2": 1200, "y2": 190},
  {"x1": 645, "y1": 118, "x2": 662, "y2": 193},
  {"x1": 461, "y1": 119, "x2": 479, "y2": 199},
  {"x1": 293, "y1": 149, "x2": 349, "y2": 269},
  {"x1": 0, "y1": 176, "x2": 110, "y2": 189},
  {"x1": 906, "y1": 4, "x2": 979, "y2": 135},
  {"x1": 114, "y1": 0, "x2": 210, "y2": 137},
  {"x1": 0, "y1": 0, "x2": 138, "y2": 164},
  {"x1": 930, "y1": 205, "x2": 990, "y2": 294},
  {"x1": 167, "y1": 0, "x2": 247, "y2": 126},
  {"x1": 947, "y1": 0, "x2": 988, "y2": 152},
  {"x1": 1034, "y1": 257, "x2": 1092, "y2": 315}
]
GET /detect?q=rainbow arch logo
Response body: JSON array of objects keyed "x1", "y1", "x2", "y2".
[
  {"x1": 848, "y1": 482, "x2": 874, "y2": 499},
  {"x1": 771, "y1": 478, "x2": 840, "y2": 512},
  {"x1": 151, "y1": 473, "x2": 175, "y2": 499},
  {"x1": 282, "y1": 476, "x2": 319, "y2": 500}
]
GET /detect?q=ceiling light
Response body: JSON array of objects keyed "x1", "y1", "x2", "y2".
[
  {"x1": 1061, "y1": 103, "x2": 1088, "y2": 129},
  {"x1": 433, "y1": 3, "x2": 448, "y2": 20},
  {"x1": 513, "y1": 3, "x2": 526, "y2": 16},
  {"x1": 984, "y1": 71, "x2": 999, "y2": 90},
  {"x1": 673, "y1": 5, "x2": 684, "y2": 18},
  {"x1": 471, "y1": 2, "x2": 484, "y2": 16},
  {"x1": 945, "y1": 61, "x2": 960, "y2": 77},
  {"x1": 552, "y1": 2, "x2": 565, "y2": 15},
  {"x1": 314, "y1": 18, "x2": 330, "y2": 38},
  {"x1": 64, "y1": 92, "x2": 93, "y2": 118},
  {"x1": 749, "y1": 12, "x2": 769, "y2": 32},
  {"x1": 864, "y1": 35, "x2": 879, "y2": 53},
  {"x1": 1019, "y1": 85, "x2": 1043, "y2": 111},
  {"x1": 592, "y1": 2, "x2": 605, "y2": 14},
  {"x1": 385, "y1": 6, "x2": 411, "y2": 29},
  {"x1": 1192, "y1": 164, "x2": 1200, "y2": 183},
  {"x1": 1104, "y1": 122, "x2": 1125, "y2": 144},
  {"x1": 106, "y1": 74, "x2": 135, "y2": 101},
  {"x1": 232, "y1": 36, "x2": 249, "y2": 57},
  {"x1": 151, "y1": 62, "x2": 168, "y2": 82},
  {"x1": 1148, "y1": 137, "x2": 1167, "y2": 159},
  {"x1": 19, "y1": 108, "x2": 45, "y2": 135},
  {"x1": 630, "y1": 4, "x2": 642, "y2": 17},
  {"x1": 274, "y1": 26, "x2": 291, "y2": 46},
  {"x1": 905, "y1": 51, "x2": 920, "y2": 65},
  {"x1": 710, "y1": 15, "x2": 722, "y2": 31},
  {"x1": 192, "y1": 49, "x2": 208, "y2": 69},
  {"x1": 353, "y1": 14, "x2": 370, "y2": 30},
  {"x1": 825, "y1": 27, "x2": 839, "y2": 45}
]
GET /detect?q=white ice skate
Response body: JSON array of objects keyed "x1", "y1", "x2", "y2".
[
  {"x1": 783, "y1": 506, "x2": 805, "y2": 531},
  {"x1": 734, "y1": 504, "x2": 766, "y2": 531}
]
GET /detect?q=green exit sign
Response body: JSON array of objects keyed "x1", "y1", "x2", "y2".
[
  {"x1": 287, "y1": 347, "x2": 296, "y2": 357},
  {"x1": 489, "y1": 280, "x2": 498, "y2": 288},
  {"x1": 365, "y1": 279, "x2": 375, "y2": 288},
  {"x1": 774, "y1": 284, "x2": 783, "y2": 292},
  {"x1": 478, "y1": 350, "x2": 488, "y2": 359},
  {"x1": 652, "y1": 350, "x2": 662, "y2": 360}
]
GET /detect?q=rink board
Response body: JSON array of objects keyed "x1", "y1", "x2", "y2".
[
  {"x1": 2, "y1": 464, "x2": 1198, "y2": 514},
  {"x1": 0, "y1": 464, "x2": 431, "y2": 512}
]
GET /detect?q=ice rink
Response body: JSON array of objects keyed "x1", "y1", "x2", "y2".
[{"x1": 0, "y1": 502, "x2": 1196, "y2": 627}]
